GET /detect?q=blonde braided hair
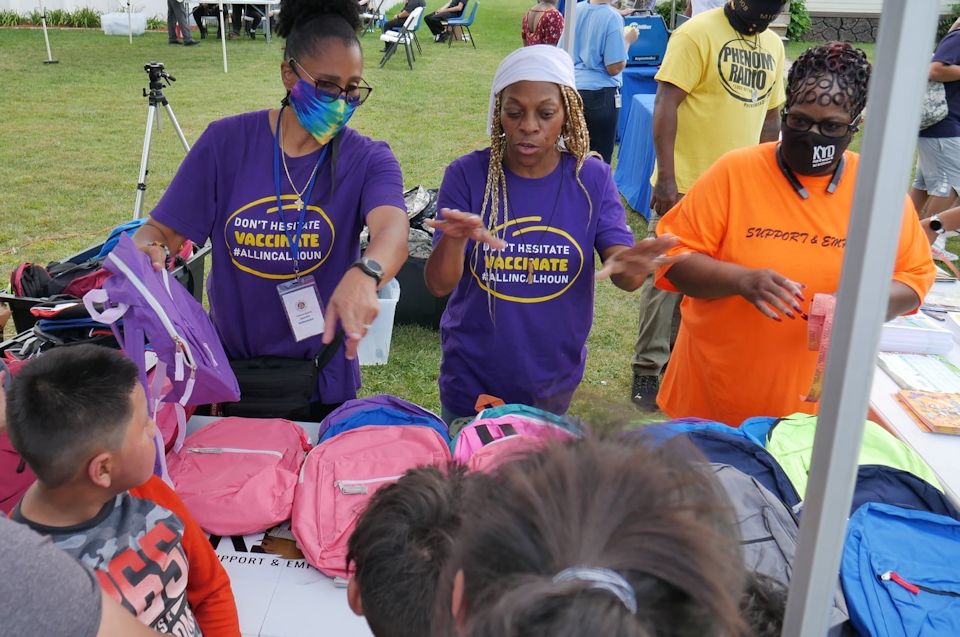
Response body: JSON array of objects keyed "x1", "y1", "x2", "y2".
[{"x1": 473, "y1": 84, "x2": 597, "y2": 317}]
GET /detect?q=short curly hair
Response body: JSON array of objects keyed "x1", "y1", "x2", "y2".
[{"x1": 786, "y1": 41, "x2": 872, "y2": 120}]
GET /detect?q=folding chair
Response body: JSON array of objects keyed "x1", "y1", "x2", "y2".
[
  {"x1": 444, "y1": 0, "x2": 478, "y2": 49},
  {"x1": 359, "y1": 0, "x2": 386, "y2": 37},
  {"x1": 379, "y1": 7, "x2": 424, "y2": 70}
]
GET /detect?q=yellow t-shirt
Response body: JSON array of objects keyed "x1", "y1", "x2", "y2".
[
  {"x1": 654, "y1": 7, "x2": 787, "y2": 193},
  {"x1": 654, "y1": 143, "x2": 936, "y2": 427}
]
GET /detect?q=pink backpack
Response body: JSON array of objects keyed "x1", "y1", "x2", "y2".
[
  {"x1": 453, "y1": 416, "x2": 576, "y2": 470},
  {"x1": 292, "y1": 424, "x2": 451, "y2": 578},
  {"x1": 166, "y1": 417, "x2": 311, "y2": 536}
]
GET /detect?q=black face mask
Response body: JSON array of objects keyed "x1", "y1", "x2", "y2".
[
  {"x1": 780, "y1": 126, "x2": 853, "y2": 176},
  {"x1": 723, "y1": 1, "x2": 779, "y2": 35}
]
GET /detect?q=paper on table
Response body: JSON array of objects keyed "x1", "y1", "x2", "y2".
[
  {"x1": 212, "y1": 524, "x2": 372, "y2": 637},
  {"x1": 880, "y1": 313, "x2": 954, "y2": 355},
  {"x1": 878, "y1": 353, "x2": 960, "y2": 393}
]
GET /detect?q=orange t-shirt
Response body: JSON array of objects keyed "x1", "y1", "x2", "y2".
[{"x1": 655, "y1": 143, "x2": 935, "y2": 426}]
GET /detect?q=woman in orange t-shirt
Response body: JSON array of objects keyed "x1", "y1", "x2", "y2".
[{"x1": 653, "y1": 43, "x2": 936, "y2": 426}]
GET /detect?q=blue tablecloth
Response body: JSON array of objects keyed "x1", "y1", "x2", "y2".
[
  {"x1": 614, "y1": 93, "x2": 656, "y2": 219},
  {"x1": 618, "y1": 65, "x2": 658, "y2": 141}
]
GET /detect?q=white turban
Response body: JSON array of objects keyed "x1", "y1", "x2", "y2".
[{"x1": 487, "y1": 45, "x2": 577, "y2": 136}]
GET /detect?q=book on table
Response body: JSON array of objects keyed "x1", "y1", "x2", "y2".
[
  {"x1": 878, "y1": 352, "x2": 960, "y2": 393},
  {"x1": 897, "y1": 390, "x2": 960, "y2": 435}
]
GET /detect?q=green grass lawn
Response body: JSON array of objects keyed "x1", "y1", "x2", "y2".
[{"x1": 0, "y1": 23, "x2": 922, "y2": 419}]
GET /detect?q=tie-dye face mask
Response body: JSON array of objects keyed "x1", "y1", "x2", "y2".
[{"x1": 287, "y1": 77, "x2": 358, "y2": 147}]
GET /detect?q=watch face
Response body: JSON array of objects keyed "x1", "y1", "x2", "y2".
[
  {"x1": 364, "y1": 258, "x2": 384, "y2": 276},
  {"x1": 931, "y1": 218, "x2": 944, "y2": 232}
]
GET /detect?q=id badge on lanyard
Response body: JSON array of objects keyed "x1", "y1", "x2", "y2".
[
  {"x1": 278, "y1": 276, "x2": 325, "y2": 342},
  {"x1": 273, "y1": 110, "x2": 331, "y2": 341}
]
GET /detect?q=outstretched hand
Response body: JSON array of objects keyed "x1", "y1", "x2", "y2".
[
  {"x1": 323, "y1": 269, "x2": 380, "y2": 360},
  {"x1": 596, "y1": 234, "x2": 684, "y2": 281},
  {"x1": 424, "y1": 209, "x2": 507, "y2": 250}
]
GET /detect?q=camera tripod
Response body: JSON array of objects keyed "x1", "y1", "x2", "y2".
[{"x1": 133, "y1": 62, "x2": 191, "y2": 219}]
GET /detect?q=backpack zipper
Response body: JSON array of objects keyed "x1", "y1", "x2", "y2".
[
  {"x1": 336, "y1": 475, "x2": 403, "y2": 495},
  {"x1": 106, "y1": 251, "x2": 198, "y2": 384},
  {"x1": 880, "y1": 571, "x2": 960, "y2": 597},
  {"x1": 188, "y1": 447, "x2": 283, "y2": 458}
]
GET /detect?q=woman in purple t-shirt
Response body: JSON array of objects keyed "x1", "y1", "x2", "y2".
[
  {"x1": 425, "y1": 46, "x2": 678, "y2": 423},
  {"x1": 132, "y1": 0, "x2": 409, "y2": 421}
]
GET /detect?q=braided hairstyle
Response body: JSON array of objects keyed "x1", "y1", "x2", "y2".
[
  {"x1": 786, "y1": 42, "x2": 871, "y2": 120},
  {"x1": 474, "y1": 84, "x2": 595, "y2": 314},
  {"x1": 276, "y1": 0, "x2": 361, "y2": 60}
]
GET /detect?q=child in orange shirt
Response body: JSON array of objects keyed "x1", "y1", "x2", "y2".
[{"x1": 7, "y1": 345, "x2": 240, "y2": 636}]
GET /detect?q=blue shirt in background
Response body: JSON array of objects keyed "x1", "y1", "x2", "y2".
[
  {"x1": 572, "y1": 2, "x2": 627, "y2": 90},
  {"x1": 922, "y1": 29, "x2": 960, "y2": 139}
]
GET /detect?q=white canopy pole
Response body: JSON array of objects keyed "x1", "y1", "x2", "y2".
[
  {"x1": 781, "y1": 3, "x2": 937, "y2": 635},
  {"x1": 561, "y1": 0, "x2": 576, "y2": 56},
  {"x1": 219, "y1": 0, "x2": 229, "y2": 73}
]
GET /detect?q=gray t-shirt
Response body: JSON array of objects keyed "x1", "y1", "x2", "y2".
[{"x1": 0, "y1": 516, "x2": 101, "y2": 637}]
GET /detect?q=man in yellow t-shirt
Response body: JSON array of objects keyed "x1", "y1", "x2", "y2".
[{"x1": 631, "y1": 0, "x2": 787, "y2": 410}]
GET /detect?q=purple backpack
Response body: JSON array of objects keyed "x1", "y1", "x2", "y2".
[{"x1": 83, "y1": 235, "x2": 239, "y2": 475}]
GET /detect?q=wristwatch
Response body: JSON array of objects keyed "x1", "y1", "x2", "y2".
[
  {"x1": 352, "y1": 257, "x2": 384, "y2": 284},
  {"x1": 930, "y1": 214, "x2": 946, "y2": 235}
]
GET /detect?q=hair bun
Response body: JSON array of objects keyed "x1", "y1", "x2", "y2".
[{"x1": 276, "y1": 0, "x2": 361, "y2": 39}]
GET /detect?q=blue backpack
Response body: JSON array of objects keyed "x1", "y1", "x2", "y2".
[
  {"x1": 317, "y1": 396, "x2": 449, "y2": 444},
  {"x1": 738, "y1": 416, "x2": 780, "y2": 447},
  {"x1": 95, "y1": 219, "x2": 147, "y2": 259},
  {"x1": 842, "y1": 503, "x2": 960, "y2": 636},
  {"x1": 852, "y1": 465, "x2": 960, "y2": 521},
  {"x1": 642, "y1": 423, "x2": 801, "y2": 509}
]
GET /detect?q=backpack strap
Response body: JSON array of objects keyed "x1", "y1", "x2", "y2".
[{"x1": 475, "y1": 424, "x2": 494, "y2": 445}]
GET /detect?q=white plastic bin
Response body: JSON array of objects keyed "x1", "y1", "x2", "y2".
[
  {"x1": 101, "y1": 12, "x2": 147, "y2": 36},
  {"x1": 358, "y1": 278, "x2": 400, "y2": 366}
]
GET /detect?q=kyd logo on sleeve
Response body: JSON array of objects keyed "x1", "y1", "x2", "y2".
[
  {"x1": 717, "y1": 39, "x2": 778, "y2": 105},
  {"x1": 224, "y1": 195, "x2": 336, "y2": 280},
  {"x1": 469, "y1": 216, "x2": 584, "y2": 304}
]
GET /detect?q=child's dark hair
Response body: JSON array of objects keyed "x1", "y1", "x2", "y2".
[
  {"x1": 740, "y1": 573, "x2": 787, "y2": 637},
  {"x1": 786, "y1": 42, "x2": 871, "y2": 120},
  {"x1": 276, "y1": 0, "x2": 361, "y2": 60},
  {"x1": 438, "y1": 436, "x2": 750, "y2": 637},
  {"x1": 348, "y1": 464, "x2": 470, "y2": 637},
  {"x1": 6, "y1": 345, "x2": 140, "y2": 487}
]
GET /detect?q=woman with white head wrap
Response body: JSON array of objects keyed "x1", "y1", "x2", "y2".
[{"x1": 424, "y1": 45, "x2": 678, "y2": 424}]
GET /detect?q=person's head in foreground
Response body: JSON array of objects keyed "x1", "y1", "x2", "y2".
[
  {"x1": 275, "y1": 0, "x2": 370, "y2": 147},
  {"x1": 347, "y1": 465, "x2": 471, "y2": 637},
  {"x1": 436, "y1": 436, "x2": 750, "y2": 637},
  {"x1": 780, "y1": 42, "x2": 871, "y2": 177},
  {"x1": 724, "y1": 0, "x2": 787, "y2": 36},
  {"x1": 6, "y1": 344, "x2": 156, "y2": 497},
  {"x1": 740, "y1": 573, "x2": 788, "y2": 637},
  {"x1": 483, "y1": 45, "x2": 595, "y2": 233}
]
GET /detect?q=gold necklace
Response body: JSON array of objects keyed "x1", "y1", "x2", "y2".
[{"x1": 278, "y1": 113, "x2": 323, "y2": 212}]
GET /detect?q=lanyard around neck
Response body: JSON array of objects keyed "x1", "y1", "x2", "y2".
[{"x1": 273, "y1": 107, "x2": 329, "y2": 278}]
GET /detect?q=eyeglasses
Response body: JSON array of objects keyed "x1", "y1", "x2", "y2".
[
  {"x1": 290, "y1": 59, "x2": 373, "y2": 106},
  {"x1": 782, "y1": 111, "x2": 861, "y2": 139}
]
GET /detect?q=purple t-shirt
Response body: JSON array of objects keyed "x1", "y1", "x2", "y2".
[
  {"x1": 152, "y1": 110, "x2": 405, "y2": 404},
  {"x1": 435, "y1": 150, "x2": 635, "y2": 417},
  {"x1": 922, "y1": 30, "x2": 960, "y2": 139}
]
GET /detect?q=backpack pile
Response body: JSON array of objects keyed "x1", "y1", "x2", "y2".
[{"x1": 292, "y1": 396, "x2": 451, "y2": 577}]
